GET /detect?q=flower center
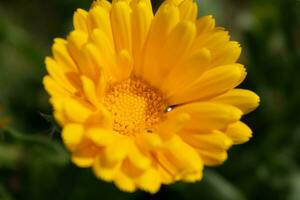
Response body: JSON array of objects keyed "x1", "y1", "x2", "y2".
[{"x1": 103, "y1": 78, "x2": 167, "y2": 135}]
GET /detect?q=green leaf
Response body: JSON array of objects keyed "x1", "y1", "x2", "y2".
[
  {"x1": 204, "y1": 170, "x2": 247, "y2": 200},
  {"x1": 1, "y1": 127, "x2": 69, "y2": 166}
]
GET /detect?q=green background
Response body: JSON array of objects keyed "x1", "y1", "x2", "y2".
[{"x1": 0, "y1": 0, "x2": 299, "y2": 199}]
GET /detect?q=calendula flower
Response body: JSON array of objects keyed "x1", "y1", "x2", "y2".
[{"x1": 43, "y1": 0, "x2": 259, "y2": 193}]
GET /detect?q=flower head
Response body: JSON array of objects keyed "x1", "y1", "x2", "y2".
[{"x1": 44, "y1": 0, "x2": 259, "y2": 193}]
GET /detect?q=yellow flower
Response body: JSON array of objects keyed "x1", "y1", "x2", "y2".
[{"x1": 43, "y1": 0, "x2": 259, "y2": 193}]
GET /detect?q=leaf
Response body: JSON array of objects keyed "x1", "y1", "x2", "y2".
[
  {"x1": 1, "y1": 127, "x2": 69, "y2": 166},
  {"x1": 204, "y1": 169, "x2": 247, "y2": 200},
  {"x1": 288, "y1": 171, "x2": 300, "y2": 200}
]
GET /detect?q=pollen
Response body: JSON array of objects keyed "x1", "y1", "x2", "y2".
[{"x1": 103, "y1": 78, "x2": 167, "y2": 135}]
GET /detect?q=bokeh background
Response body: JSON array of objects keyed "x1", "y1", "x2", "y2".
[{"x1": 0, "y1": 0, "x2": 299, "y2": 199}]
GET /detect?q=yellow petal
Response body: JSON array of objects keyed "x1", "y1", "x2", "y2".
[
  {"x1": 93, "y1": 156, "x2": 121, "y2": 181},
  {"x1": 114, "y1": 172, "x2": 136, "y2": 193},
  {"x1": 87, "y1": 6, "x2": 114, "y2": 46},
  {"x1": 71, "y1": 155, "x2": 95, "y2": 168},
  {"x1": 62, "y1": 124, "x2": 84, "y2": 151},
  {"x1": 182, "y1": 171, "x2": 202, "y2": 182},
  {"x1": 225, "y1": 121, "x2": 253, "y2": 144},
  {"x1": 97, "y1": 104, "x2": 114, "y2": 128},
  {"x1": 155, "y1": 151, "x2": 179, "y2": 178},
  {"x1": 179, "y1": 130, "x2": 233, "y2": 152},
  {"x1": 104, "y1": 138, "x2": 130, "y2": 165},
  {"x1": 67, "y1": 31, "x2": 97, "y2": 80},
  {"x1": 73, "y1": 9, "x2": 88, "y2": 33},
  {"x1": 90, "y1": 28, "x2": 115, "y2": 56},
  {"x1": 80, "y1": 76, "x2": 99, "y2": 106},
  {"x1": 50, "y1": 96, "x2": 69, "y2": 126},
  {"x1": 71, "y1": 142, "x2": 99, "y2": 167},
  {"x1": 91, "y1": 0, "x2": 112, "y2": 11},
  {"x1": 196, "y1": 15, "x2": 215, "y2": 35},
  {"x1": 127, "y1": 143, "x2": 151, "y2": 170},
  {"x1": 131, "y1": 0, "x2": 153, "y2": 76},
  {"x1": 95, "y1": 72, "x2": 107, "y2": 98},
  {"x1": 156, "y1": 164, "x2": 174, "y2": 184},
  {"x1": 114, "y1": 50, "x2": 133, "y2": 81},
  {"x1": 161, "y1": 48, "x2": 211, "y2": 97},
  {"x1": 197, "y1": 149, "x2": 228, "y2": 166},
  {"x1": 49, "y1": 97, "x2": 64, "y2": 111},
  {"x1": 45, "y1": 57, "x2": 77, "y2": 93},
  {"x1": 84, "y1": 36, "x2": 117, "y2": 80},
  {"x1": 211, "y1": 41, "x2": 241, "y2": 67},
  {"x1": 193, "y1": 30, "x2": 230, "y2": 52},
  {"x1": 51, "y1": 38, "x2": 77, "y2": 72},
  {"x1": 178, "y1": 0, "x2": 198, "y2": 21},
  {"x1": 159, "y1": 136, "x2": 203, "y2": 177},
  {"x1": 111, "y1": 1, "x2": 132, "y2": 53},
  {"x1": 212, "y1": 89, "x2": 260, "y2": 114},
  {"x1": 172, "y1": 102, "x2": 242, "y2": 132},
  {"x1": 136, "y1": 132, "x2": 162, "y2": 150},
  {"x1": 136, "y1": 168, "x2": 161, "y2": 194},
  {"x1": 86, "y1": 47, "x2": 133, "y2": 83},
  {"x1": 168, "y1": 64, "x2": 247, "y2": 104},
  {"x1": 170, "y1": 139, "x2": 203, "y2": 173},
  {"x1": 63, "y1": 99, "x2": 92, "y2": 123},
  {"x1": 141, "y1": 3, "x2": 179, "y2": 82},
  {"x1": 43, "y1": 76, "x2": 70, "y2": 97},
  {"x1": 88, "y1": 128, "x2": 119, "y2": 146},
  {"x1": 151, "y1": 21, "x2": 196, "y2": 88},
  {"x1": 89, "y1": 29, "x2": 116, "y2": 78},
  {"x1": 158, "y1": 112, "x2": 190, "y2": 140}
]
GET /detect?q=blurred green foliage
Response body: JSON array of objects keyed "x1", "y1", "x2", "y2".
[{"x1": 0, "y1": 0, "x2": 299, "y2": 199}]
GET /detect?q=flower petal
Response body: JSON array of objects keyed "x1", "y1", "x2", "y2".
[
  {"x1": 114, "y1": 172, "x2": 136, "y2": 193},
  {"x1": 43, "y1": 76, "x2": 70, "y2": 97},
  {"x1": 172, "y1": 102, "x2": 242, "y2": 132},
  {"x1": 72, "y1": 156, "x2": 95, "y2": 168},
  {"x1": 132, "y1": 0, "x2": 153, "y2": 75},
  {"x1": 51, "y1": 38, "x2": 78, "y2": 72},
  {"x1": 211, "y1": 41, "x2": 242, "y2": 67},
  {"x1": 151, "y1": 21, "x2": 196, "y2": 88},
  {"x1": 161, "y1": 48, "x2": 211, "y2": 97},
  {"x1": 111, "y1": 1, "x2": 132, "y2": 53},
  {"x1": 104, "y1": 138, "x2": 131, "y2": 165},
  {"x1": 80, "y1": 76, "x2": 99, "y2": 106},
  {"x1": 62, "y1": 123, "x2": 84, "y2": 151},
  {"x1": 93, "y1": 156, "x2": 121, "y2": 181},
  {"x1": 225, "y1": 121, "x2": 253, "y2": 144},
  {"x1": 67, "y1": 31, "x2": 97, "y2": 79},
  {"x1": 196, "y1": 149, "x2": 228, "y2": 166},
  {"x1": 91, "y1": 0, "x2": 112, "y2": 11},
  {"x1": 127, "y1": 142, "x2": 151, "y2": 170},
  {"x1": 178, "y1": 0, "x2": 198, "y2": 21},
  {"x1": 141, "y1": 3, "x2": 179, "y2": 81},
  {"x1": 88, "y1": 128, "x2": 119, "y2": 146},
  {"x1": 71, "y1": 141, "x2": 98, "y2": 168},
  {"x1": 87, "y1": 6, "x2": 114, "y2": 45},
  {"x1": 179, "y1": 130, "x2": 233, "y2": 152},
  {"x1": 196, "y1": 15, "x2": 215, "y2": 35},
  {"x1": 212, "y1": 89, "x2": 260, "y2": 114},
  {"x1": 63, "y1": 99, "x2": 93, "y2": 123},
  {"x1": 168, "y1": 64, "x2": 247, "y2": 104},
  {"x1": 73, "y1": 9, "x2": 88, "y2": 33},
  {"x1": 136, "y1": 168, "x2": 161, "y2": 194}
]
